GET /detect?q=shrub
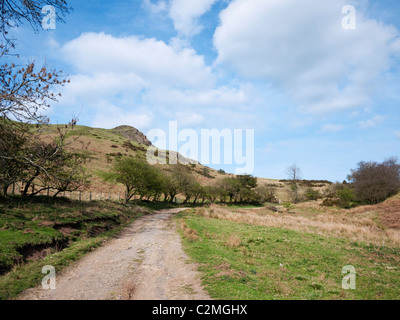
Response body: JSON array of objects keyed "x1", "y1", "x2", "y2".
[
  {"x1": 348, "y1": 157, "x2": 400, "y2": 204},
  {"x1": 322, "y1": 198, "x2": 340, "y2": 207},
  {"x1": 305, "y1": 188, "x2": 321, "y2": 201},
  {"x1": 336, "y1": 188, "x2": 356, "y2": 208}
]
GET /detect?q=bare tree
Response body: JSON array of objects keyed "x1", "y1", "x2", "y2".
[
  {"x1": 0, "y1": 1, "x2": 74, "y2": 196},
  {"x1": 1, "y1": 0, "x2": 71, "y2": 45},
  {"x1": 0, "y1": 49, "x2": 69, "y2": 124},
  {"x1": 348, "y1": 157, "x2": 400, "y2": 204},
  {"x1": 286, "y1": 163, "x2": 302, "y2": 203},
  {"x1": 0, "y1": 0, "x2": 71, "y2": 123}
]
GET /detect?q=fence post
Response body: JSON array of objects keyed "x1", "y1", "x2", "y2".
[
  {"x1": 12, "y1": 183, "x2": 15, "y2": 195},
  {"x1": 90, "y1": 191, "x2": 92, "y2": 201}
]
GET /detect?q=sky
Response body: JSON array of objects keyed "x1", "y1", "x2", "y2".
[{"x1": 8, "y1": 0, "x2": 400, "y2": 181}]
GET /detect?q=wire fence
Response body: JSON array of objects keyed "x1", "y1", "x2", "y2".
[
  {"x1": 9, "y1": 182, "x2": 126, "y2": 202},
  {"x1": 8, "y1": 182, "x2": 184, "y2": 203}
]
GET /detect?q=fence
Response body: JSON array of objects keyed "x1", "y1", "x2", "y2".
[
  {"x1": 9, "y1": 182, "x2": 125, "y2": 202},
  {"x1": 8, "y1": 182, "x2": 183, "y2": 203}
]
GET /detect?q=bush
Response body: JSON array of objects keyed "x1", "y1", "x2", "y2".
[
  {"x1": 336, "y1": 188, "x2": 356, "y2": 209},
  {"x1": 348, "y1": 157, "x2": 400, "y2": 204},
  {"x1": 322, "y1": 198, "x2": 340, "y2": 207},
  {"x1": 305, "y1": 188, "x2": 321, "y2": 201}
]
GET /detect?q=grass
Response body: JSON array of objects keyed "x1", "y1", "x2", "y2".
[
  {"x1": 224, "y1": 203, "x2": 266, "y2": 209},
  {"x1": 195, "y1": 204, "x2": 400, "y2": 247},
  {"x1": 0, "y1": 196, "x2": 170, "y2": 300},
  {"x1": 176, "y1": 208, "x2": 400, "y2": 300}
]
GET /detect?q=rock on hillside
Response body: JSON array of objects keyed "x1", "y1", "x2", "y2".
[{"x1": 112, "y1": 125, "x2": 152, "y2": 146}]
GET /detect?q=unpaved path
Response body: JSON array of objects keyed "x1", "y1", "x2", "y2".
[{"x1": 19, "y1": 208, "x2": 210, "y2": 300}]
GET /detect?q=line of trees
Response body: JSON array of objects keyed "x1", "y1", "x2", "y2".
[{"x1": 102, "y1": 157, "x2": 275, "y2": 205}]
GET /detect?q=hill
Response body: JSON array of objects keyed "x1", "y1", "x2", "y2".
[
  {"x1": 30, "y1": 123, "x2": 332, "y2": 202},
  {"x1": 32, "y1": 124, "x2": 225, "y2": 198}
]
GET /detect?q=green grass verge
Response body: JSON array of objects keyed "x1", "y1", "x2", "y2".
[{"x1": 176, "y1": 210, "x2": 400, "y2": 300}]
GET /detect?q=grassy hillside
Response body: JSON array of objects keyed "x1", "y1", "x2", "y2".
[
  {"x1": 31, "y1": 123, "x2": 332, "y2": 202},
  {"x1": 32, "y1": 124, "x2": 228, "y2": 197},
  {"x1": 176, "y1": 194, "x2": 400, "y2": 300}
]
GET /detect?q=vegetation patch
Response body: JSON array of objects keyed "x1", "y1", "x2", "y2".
[{"x1": 176, "y1": 210, "x2": 400, "y2": 300}]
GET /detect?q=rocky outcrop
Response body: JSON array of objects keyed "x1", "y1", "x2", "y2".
[{"x1": 112, "y1": 125, "x2": 152, "y2": 146}]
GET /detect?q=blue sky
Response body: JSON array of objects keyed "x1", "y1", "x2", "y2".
[{"x1": 10, "y1": 0, "x2": 400, "y2": 181}]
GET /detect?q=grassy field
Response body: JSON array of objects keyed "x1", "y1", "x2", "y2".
[
  {"x1": 0, "y1": 196, "x2": 173, "y2": 300},
  {"x1": 176, "y1": 202, "x2": 400, "y2": 300}
]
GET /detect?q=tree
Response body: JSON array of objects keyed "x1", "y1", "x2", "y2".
[
  {"x1": 0, "y1": 119, "x2": 28, "y2": 194},
  {"x1": 221, "y1": 177, "x2": 241, "y2": 202},
  {"x1": 0, "y1": 118, "x2": 90, "y2": 197},
  {"x1": 286, "y1": 164, "x2": 302, "y2": 203},
  {"x1": 1, "y1": 0, "x2": 71, "y2": 45},
  {"x1": 103, "y1": 157, "x2": 151, "y2": 203},
  {"x1": 237, "y1": 174, "x2": 257, "y2": 190},
  {"x1": 166, "y1": 164, "x2": 198, "y2": 203},
  {"x1": 348, "y1": 157, "x2": 400, "y2": 204},
  {"x1": 0, "y1": 1, "x2": 73, "y2": 196},
  {"x1": 254, "y1": 184, "x2": 276, "y2": 203},
  {"x1": 336, "y1": 188, "x2": 355, "y2": 209},
  {"x1": 0, "y1": 53, "x2": 69, "y2": 124},
  {"x1": 1, "y1": 0, "x2": 71, "y2": 123}
]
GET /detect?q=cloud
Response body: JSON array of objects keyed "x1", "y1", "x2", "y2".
[
  {"x1": 62, "y1": 32, "x2": 214, "y2": 90},
  {"x1": 359, "y1": 115, "x2": 387, "y2": 129},
  {"x1": 142, "y1": 0, "x2": 168, "y2": 14},
  {"x1": 91, "y1": 102, "x2": 154, "y2": 130},
  {"x1": 214, "y1": 0, "x2": 400, "y2": 114},
  {"x1": 175, "y1": 112, "x2": 204, "y2": 126},
  {"x1": 169, "y1": 0, "x2": 217, "y2": 37},
  {"x1": 57, "y1": 32, "x2": 255, "y2": 130},
  {"x1": 320, "y1": 123, "x2": 344, "y2": 133},
  {"x1": 394, "y1": 131, "x2": 400, "y2": 139}
]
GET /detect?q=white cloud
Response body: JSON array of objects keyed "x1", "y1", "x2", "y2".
[
  {"x1": 91, "y1": 102, "x2": 153, "y2": 130},
  {"x1": 143, "y1": 0, "x2": 168, "y2": 14},
  {"x1": 175, "y1": 112, "x2": 204, "y2": 126},
  {"x1": 214, "y1": 0, "x2": 400, "y2": 114},
  {"x1": 60, "y1": 72, "x2": 146, "y2": 105},
  {"x1": 57, "y1": 32, "x2": 256, "y2": 130},
  {"x1": 394, "y1": 131, "x2": 400, "y2": 139},
  {"x1": 62, "y1": 32, "x2": 214, "y2": 90},
  {"x1": 169, "y1": 0, "x2": 217, "y2": 37},
  {"x1": 359, "y1": 115, "x2": 387, "y2": 129},
  {"x1": 320, "y1": 123, "x2": 344, "y2": 133}
]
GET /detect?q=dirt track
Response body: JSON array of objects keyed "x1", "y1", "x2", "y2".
[{"x1": 19, "y1": 208, "x2": 210, "y2": 300}]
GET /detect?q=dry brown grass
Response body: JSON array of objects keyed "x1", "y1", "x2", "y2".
[
  {"x1": 179, "y1": 220, "x2": 199, "y2": 242},
  {"x1": 196, "y1": 199, "x2": 400, "y2": 247},
  {"x1": 225, "y1": 234, "x2": 241, "y2": 248}
]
